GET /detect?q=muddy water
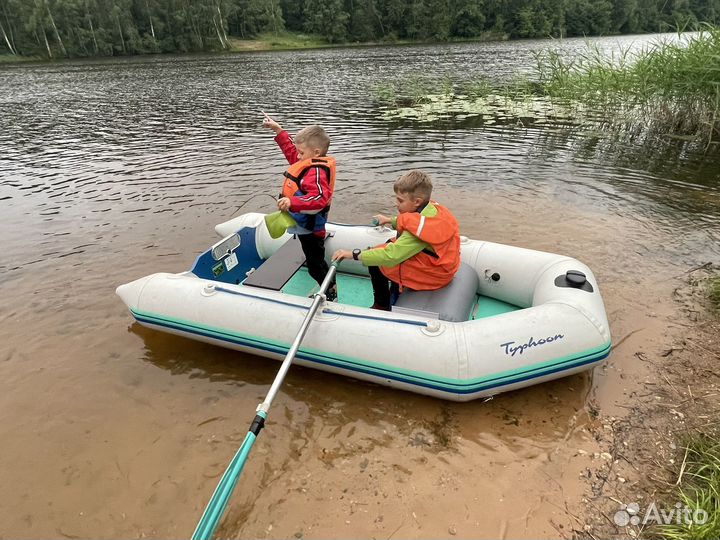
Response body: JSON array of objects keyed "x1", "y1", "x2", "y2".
[{"x1": 2, "y1": 35, "x2": 720, "y2": 538}]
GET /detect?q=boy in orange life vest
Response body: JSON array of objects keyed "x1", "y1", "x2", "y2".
[
  {"x1": 262, "y1": 115, "x2": 337, "y2": 301},
  {"x1": 332, "y1": 170, "x2": 461, "y2": 310}
]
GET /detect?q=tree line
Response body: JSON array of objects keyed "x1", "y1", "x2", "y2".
[{"x1": 1, "y1": 0, "x2": 718, "y2": 59}]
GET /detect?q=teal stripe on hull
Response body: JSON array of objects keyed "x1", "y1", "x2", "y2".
[{"x1": 131, "y1": 308, "x2": 611, "y2": 396}]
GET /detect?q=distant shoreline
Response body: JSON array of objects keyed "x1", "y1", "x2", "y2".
[
  {"x1": 0, "y1": 29, "x2": 673, "y2": 64},
  {"x1": 0, "y1": 32, "x2": 508, "y2": 64}
]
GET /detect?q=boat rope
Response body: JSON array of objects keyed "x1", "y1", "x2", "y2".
[{"x1": 230, "y1": 193, "x2": 278, "y2": 217}]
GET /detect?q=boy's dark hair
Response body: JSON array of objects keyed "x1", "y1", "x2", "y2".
[
  {"x1": 394, "y1": 170, "x2": 433, "y2": 202},
  {"x1": 295, "y1": 125, "x2": 330, "y2": 155}
]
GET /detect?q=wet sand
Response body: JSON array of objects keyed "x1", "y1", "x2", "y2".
[{"x1": 0, "y1": 185, "x2": 699, "y2": 539}]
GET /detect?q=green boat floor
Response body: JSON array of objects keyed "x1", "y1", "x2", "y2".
[
  {"x1": 471, "y1": 296, "x2": 520, "y2": 319},
  {"x1": 279, "y1": 268, "x2": 521, "y2": 320},
  {"x1": 282, "y1": 267, "x2": 374, "y2": 307}
]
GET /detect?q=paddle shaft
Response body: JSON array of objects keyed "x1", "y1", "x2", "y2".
[
  {"x1": 260, "y1": 263, "x2": 337, "y2": 414},
  {"x1": 191, "y1": 263, "x2": 338, "y2": 540}
]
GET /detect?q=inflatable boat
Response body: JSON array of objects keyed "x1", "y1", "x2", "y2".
[{"x1": 116, "y1": 213, "x2": 611, "y2": 402}]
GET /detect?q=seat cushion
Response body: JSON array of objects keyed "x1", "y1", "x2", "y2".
[
  {"x1": 393, "y1": 263, "x2": 479, "y2": 322},
  {"x1": 243, "y1": 238, "x2": 306, "y2": 290}
]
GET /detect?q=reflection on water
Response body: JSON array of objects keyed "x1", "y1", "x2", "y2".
[
  {"x1": 133, "y1": 323, "x2": 268, "y2": 384},
  {"x1": 133, "y1": 320, "x2": 592, "y2": 444}
]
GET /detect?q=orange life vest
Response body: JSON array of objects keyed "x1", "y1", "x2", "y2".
[
  {"x1": 280, "y1": 156, "x2": 336, "y2": 200},
  {"x1": 380, "y1": 202, "x2": 461, "y2": 291}
]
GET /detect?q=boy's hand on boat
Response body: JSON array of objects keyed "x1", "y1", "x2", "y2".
[
  {"x1": 373, "y1": 214, "x2": 391, "y2": 226},
  {"x1": 332, "y1": 249, "x2": 352, "y2": 262},
  {"x1": 277, "y1": 197, "x2": 291, "y2": 211}
]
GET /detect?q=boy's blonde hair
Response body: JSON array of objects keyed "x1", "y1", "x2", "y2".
[
  {"x1": 394, "y1": 170, "x2": 433, "y2": 202},
  {"x1": 295, "y1": 125, "x2": 330, "y2": 155}
]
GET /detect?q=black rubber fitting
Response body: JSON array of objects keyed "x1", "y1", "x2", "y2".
[
  {"x1": 554, "y1": 271, "x2": 594, "y2": 292},
  {"x1": 249, "y1": 414, "x2": 266, "y2": 436},
  {"x1": 565, "y1": 270, "x2": 587, "y2": 287}
]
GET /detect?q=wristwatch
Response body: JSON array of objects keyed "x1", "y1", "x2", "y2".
[{"x1": 352, "y1": 248, "x2": 362, "y2": 261}]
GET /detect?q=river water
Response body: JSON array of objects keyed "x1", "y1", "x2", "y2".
[{"x1": 1, "y1": 33, "x2": 719, "y2": 538}]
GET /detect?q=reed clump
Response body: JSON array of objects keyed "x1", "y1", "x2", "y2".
[{"x1": 535, "y1": 26, "x2": 720, "y2": 143}]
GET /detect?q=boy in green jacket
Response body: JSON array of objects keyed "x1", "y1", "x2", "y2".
[{"x1": 332, "y1": 170, "x2": 460, "y2": 310}]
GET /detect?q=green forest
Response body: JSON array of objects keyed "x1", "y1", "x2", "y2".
[{"x1": 1, "y1": 0, "x2": 719, "y2": 59}]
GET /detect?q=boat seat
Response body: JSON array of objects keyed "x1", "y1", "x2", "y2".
[
  {"x1": 393, "y1": 263, "x2": 480, "y2": 322},
  {"x1": 243, "y1": 238, "x2": 306, "y2": 291}
]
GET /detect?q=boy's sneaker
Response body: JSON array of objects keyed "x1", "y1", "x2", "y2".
[
  {"x1": 370, "y1": 303, "x2": 391, "y2": 311},
  {"x1": 325, "y1": 285, "x2": 338, "y2": 302}
]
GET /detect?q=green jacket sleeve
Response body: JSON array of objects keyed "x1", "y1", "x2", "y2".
[{"x1": 359, "y1": 231, "x2": 428, "y2": 267}]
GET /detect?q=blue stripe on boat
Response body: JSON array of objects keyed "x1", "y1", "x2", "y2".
[{"x1": 131, "y1": 309, "x2": 610, "y2": 396}]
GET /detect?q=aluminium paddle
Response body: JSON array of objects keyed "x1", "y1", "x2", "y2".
[{"x1": 191, "y1": 263, "x2": 339, "y2": 540}]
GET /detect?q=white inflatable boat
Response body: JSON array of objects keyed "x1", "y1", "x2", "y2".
[{"x1": 116, "y1": 213, "x2": 611, "y2": 402}]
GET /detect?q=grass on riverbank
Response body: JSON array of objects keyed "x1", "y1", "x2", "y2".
[
  {"x1": 228, "y1": 32, "x2": 328, "y2": 52},
  {"x1": 650, "y1": 275, "x2": 720, "y2": 539},
  {"x1": 227, "y1": 30, "x2": 508, "y2": 53},
  {"x1": 709, "y1": 277, "x2": 720, "y2": 313},
  {"x1": 651, "y1": 435, "x2": 720, "y2": 540},
  {"x1": 0, "y1": 54, "x2": 37, "y2": 63}
]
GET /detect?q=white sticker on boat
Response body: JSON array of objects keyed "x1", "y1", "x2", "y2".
[{"x1": 224, "y1": 252, "x2": 238, "y2": 271}]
